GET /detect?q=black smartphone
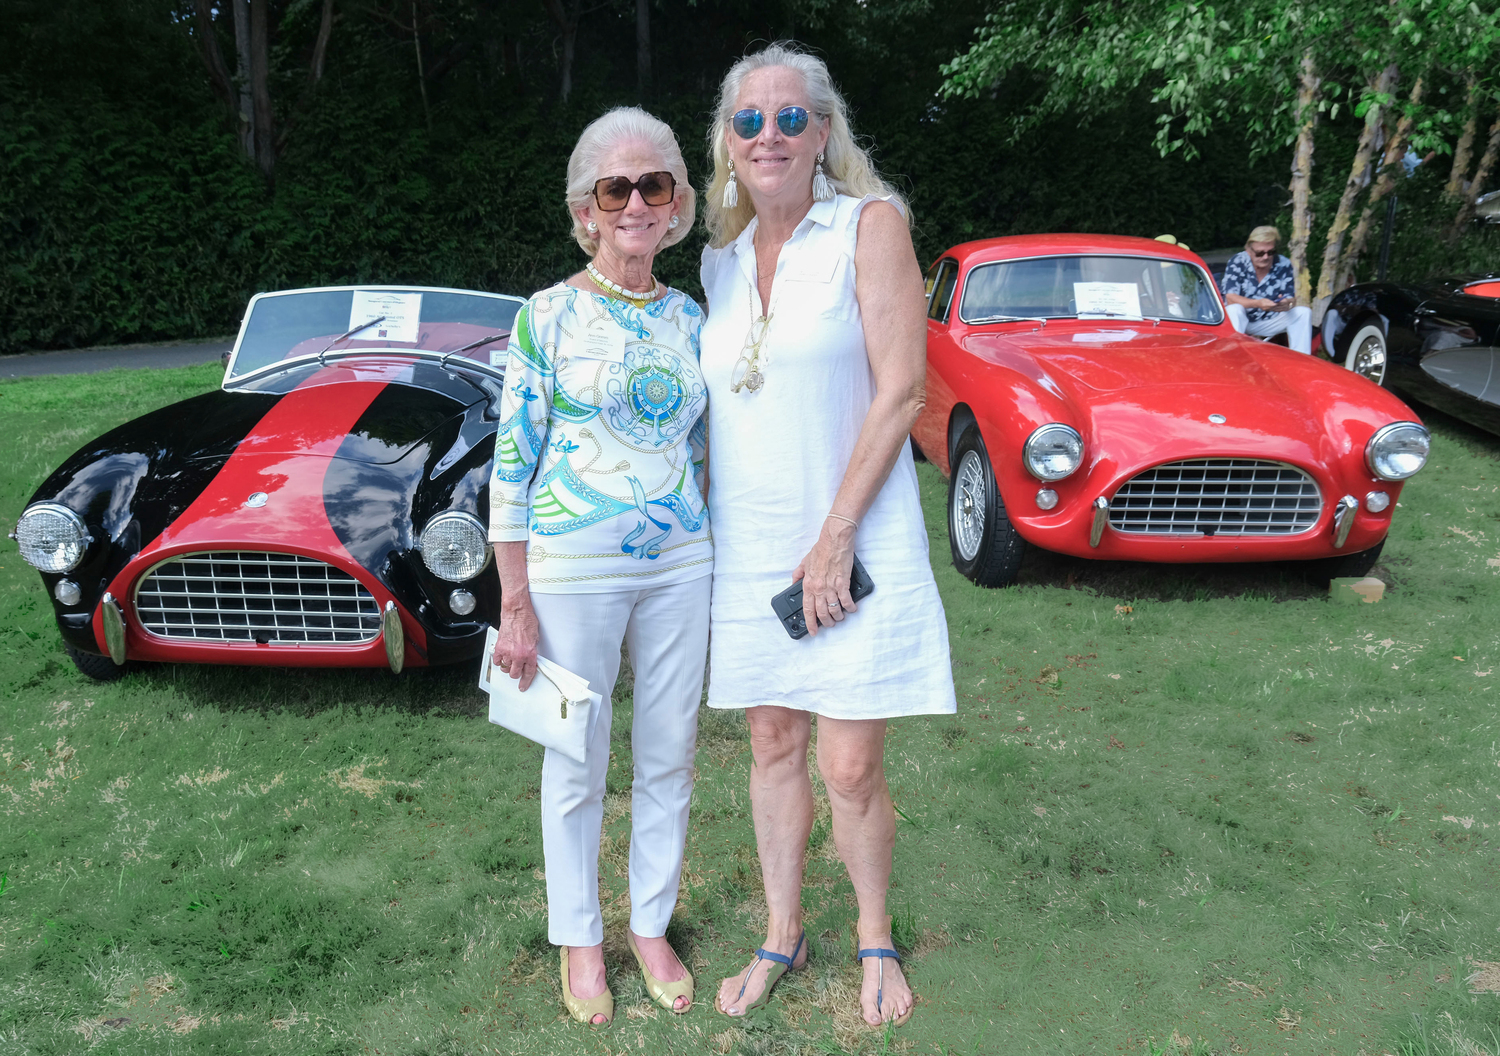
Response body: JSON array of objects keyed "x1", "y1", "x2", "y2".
[{"x1": 770, "y1": 554, "x2": 875, "y2": 640}]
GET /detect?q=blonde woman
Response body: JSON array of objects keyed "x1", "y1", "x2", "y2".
[
  {"x1": 697, "y1": 44, "x2": 957, "y2": 1026},
  {"x1": 489, "y1": 106, "x2": 709, "y2": 1025}
]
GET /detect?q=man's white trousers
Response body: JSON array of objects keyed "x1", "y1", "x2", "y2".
[
  {"x1": 1226, "y1": 303, "x2": 1314, "y2": 354},
  {"x1": 531, "y1": 575, "x2": 711, "y2": 947}
]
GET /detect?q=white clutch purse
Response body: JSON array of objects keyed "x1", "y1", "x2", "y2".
[{"x1": 479, "y1": 627, "x2": 600, "y2": 763}]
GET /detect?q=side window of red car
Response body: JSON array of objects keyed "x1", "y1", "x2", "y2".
[{"x1": 926, "y1": 259, "x2": 959, "y2": 323}]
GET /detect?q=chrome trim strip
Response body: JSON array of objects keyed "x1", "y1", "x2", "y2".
[
  {"x1": 956, "y1": 253, "x2": 1225, "y2": 326},
  {"x1": 226, "y1": 285, "x2": 525, "y2": 385}
]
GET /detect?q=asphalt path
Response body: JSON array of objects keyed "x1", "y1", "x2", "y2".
[{"x1": 0, "y1": 337, "x2": 233, "y2": 378}]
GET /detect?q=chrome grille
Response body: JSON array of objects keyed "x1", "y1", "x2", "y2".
[
  {"x1": 135, "y1": 551, "x2": 381, "y2": 643},
  {"x1": 1109, "y1": 459, "x2": 1322, "y2": 535}
]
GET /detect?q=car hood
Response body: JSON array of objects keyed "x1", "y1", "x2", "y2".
[
  {"x1": 207, "y1": 358, "x2": 489, "y2": 465},
  {"x1": 962, "y1": 324, "x2": 1419, "y2": 467}
]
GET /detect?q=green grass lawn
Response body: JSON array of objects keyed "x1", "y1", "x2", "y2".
[{"x1": 1, "y1": 364, "x2": 1498, "y2": 1056}]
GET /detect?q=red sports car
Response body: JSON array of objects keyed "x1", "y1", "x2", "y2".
[{"x1": 910, "y1": 235, "x2": 1431, "y2": 587}]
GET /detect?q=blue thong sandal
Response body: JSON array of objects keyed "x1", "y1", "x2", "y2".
[
  {"x1": 715, "y1": 930, "x2": 806, "y2": 1015},
  {"x1": 856, "y1": 945, "x2": 913, "y2": 1027}
]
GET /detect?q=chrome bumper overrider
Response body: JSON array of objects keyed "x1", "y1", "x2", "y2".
[
  {"x1": 382, "y1": 601, "x2": 404, "y2": 674},
  {"x1": 1331, "y1": 494, "x2": 1359, "y2": 549},
  {"x1": 1089, "y1": 497, "x2": 1110, "y2": 548}
]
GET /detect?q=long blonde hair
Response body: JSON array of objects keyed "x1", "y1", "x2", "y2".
[
  {"x1": 702, "y1": 43, "x2": 907, "y2": 249},
  {"x1": 565, "y1": 106, "x2": 696, "y2": 257}
]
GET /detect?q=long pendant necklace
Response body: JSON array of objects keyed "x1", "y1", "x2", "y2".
[
  {"x1": 731, "y1": 281, "x2": 772, "y2": 393},
  {"x1": 731, "y1": 238, "x2": 785, "y2": 394},
  {"x1": 586, "y1": 262, "x2": 660, "y2": 309}
]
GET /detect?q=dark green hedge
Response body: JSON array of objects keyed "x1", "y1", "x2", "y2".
[{"x1": 7, "y1": 0, "x2": 1483, "y2": 355}]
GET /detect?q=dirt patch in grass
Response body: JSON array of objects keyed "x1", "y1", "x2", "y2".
[{"x1": 1468, "y1": 959, "x2": 1500, "y2": 994}]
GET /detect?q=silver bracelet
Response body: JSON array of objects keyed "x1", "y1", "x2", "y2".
[{"x1": 826, "y1": 512, "x2": 859, "y2": 530}]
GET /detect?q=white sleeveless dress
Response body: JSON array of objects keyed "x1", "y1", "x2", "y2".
[{"x1": 698, "y1": 194, "x2": 958, "y2": 719}]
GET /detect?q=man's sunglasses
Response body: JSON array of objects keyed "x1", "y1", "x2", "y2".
[
  {"x1": 731, "y1": 106, "x2": 812, "y2": 139},
  {"x1": 591, "y1": 171, "x2": 676, "y2": 211}
]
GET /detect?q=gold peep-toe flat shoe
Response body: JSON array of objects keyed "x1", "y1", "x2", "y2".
[
  {"x1": 560, "y1": 946, "x2": 613, "y2": 1025},
  {"x1": 627, "y1": 931, "x2": 694, "y2": 1013}
]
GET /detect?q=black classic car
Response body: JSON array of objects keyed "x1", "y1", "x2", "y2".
[
  {"x1": 1323, "y1": 276, "x2": 1500, "y2": 436},
  {"x1": 11, "y1": 286, "x2": 521, "y2": 680}
]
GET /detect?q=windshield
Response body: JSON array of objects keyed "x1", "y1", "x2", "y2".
[
  {"x1": 960, "y1": 256, "x2": 1224, "y2": 325},
  {"x1": 229, "y1": 287, "x2": 523, "y2": 380}
]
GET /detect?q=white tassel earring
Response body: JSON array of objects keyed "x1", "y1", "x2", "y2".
[
  {"x1": 722, "y1": 159, "x2": 739, "y2": 209},
  {"x1": 812, "y1": 152, "x2": 833, "y2": 202}
]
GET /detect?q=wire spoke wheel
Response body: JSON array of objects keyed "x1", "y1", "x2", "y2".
[
  {"x1": 1345, "y1": 323, "x2": 1388, "y2": 386},
  {"x1": 951, "y1": 450, "x2": 987, "y2": 562},
  {"x1": 946, "y1": 424, "x2": 1026, "y2": 587}
]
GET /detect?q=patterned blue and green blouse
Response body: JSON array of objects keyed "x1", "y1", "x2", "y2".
[{"x1": 488, "y1": 283, "x2": 712, "y2": 592}]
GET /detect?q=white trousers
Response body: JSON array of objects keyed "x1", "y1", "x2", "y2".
[
  {"x1": 531, "y1": 575, "x2": 711, "y2": 946},
  {"x1": 1226, "y1": 303, "x2": 1313, "y2": 354}
]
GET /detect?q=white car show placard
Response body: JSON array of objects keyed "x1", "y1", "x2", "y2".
[{"x1": 348, "y1": 290, "x2": 423, "y2": 344}]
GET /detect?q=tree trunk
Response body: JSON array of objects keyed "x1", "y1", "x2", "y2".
[
  {"x1": 1451, "y1": 112, "x2": 1500, "y2": 234},
  {"x1": 637, "y1": 0, "x2": 651, "y2": 96},
  {"x1": 1444, "y1": 75, "x2": 1480, "y2": 202},
  {"x1": 190, "y1": 0, "x2": 236, "y2": 111},
  {"x1": 542, "y1": 0, "x2": 578, "y2": 101},
  {"x1": 250, "y1": 0, "x2": 275, "y2": 180},
  {"x1": 1288, "y1": 49, "x2": 1320, "y2": 308},
  {"x1": 412, "y1": 0, "x2": 432, "y2": 129},
  {"x1": 1315, "y1": 63, "x2": 1398, "y2": 315},
  {"x1": 233, "y1": 0, "x2": 255, "y2": 163},
  {"x1": 1339, "y1": 76, "x2": 1424, "y2": 288},
  {"x1": 309, "y1": 0, "x2": 334, "y2": 86}
]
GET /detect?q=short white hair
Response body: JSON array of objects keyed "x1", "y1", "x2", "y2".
[
  {"x1": 703, "y1": 42, "x2": 906, "y2": 248},
  {"x1": 565, "y1": 107, "x2": 695, "y2": 257},
  {"x1": 1246, "y1": 225, "x2": 1280, "y2": 248}
]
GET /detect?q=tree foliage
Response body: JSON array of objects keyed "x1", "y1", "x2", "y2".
[
  {"x1": 942, "y1": 0, "x2": 1500, "y2": 314},
  {"x1": 1, "y1": 0, "x2": 1492, "y2": 352}
]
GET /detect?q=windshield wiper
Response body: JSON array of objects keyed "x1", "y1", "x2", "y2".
[
  {"x1": 967, "y1": 314, "x2": 1050, "y2": 325},
  {"x1": 454, "y1": 331, "x2": 509, "y2": 354},
  {"x1": 440, "y1": 331, "x2": 511, "y2": 368},
  {"x1": 317, "y1": 315, "x2": 387, "y2": 359}
]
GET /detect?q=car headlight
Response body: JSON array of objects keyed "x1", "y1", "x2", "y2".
[
  {"x1": 418, "y1": 511, "x2": 489, "y2": 581},
  {"x1": 1023, "y1": 424, "x2": 1084, "y2": 481},
  {"x1": 15, "y1": 503, "x2": 91, "y2": 573},
  {"x1": 1365, "y1": 421, "x2": 1429, "y2": 481}
]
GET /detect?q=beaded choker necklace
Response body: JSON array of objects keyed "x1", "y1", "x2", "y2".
[{"x1": 586, "y1": 262, "x2": 660, "y2": 309}]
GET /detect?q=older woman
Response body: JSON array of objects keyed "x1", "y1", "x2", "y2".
[
  {"x1": 699, "y1": 45, "x2": 958, "y2": 1027},
  {"x1": 489, "y1": 106, "x2": 709, "y2": 1025}
]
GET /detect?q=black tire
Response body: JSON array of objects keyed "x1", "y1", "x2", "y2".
[
  {"x1": 1303, "y1": 539, "x2": 1385, "y2": 583},
  {"x1": 65, "y1": 642, "x2": 127, "y2": 682},
  {"x1": 948, "y1": 425, "x2": 1027, "y2": 587},
  {"x1": 1343, "y1": 322, "x2": 1388, "y2": 387}
]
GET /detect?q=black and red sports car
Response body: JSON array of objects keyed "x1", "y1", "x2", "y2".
[
  {"x1": 12, "y1": 286, "x2": 522, "y2": 680},
  {"x1": 1323, "y1": 275, "x2": 1500, "y2": 436}
]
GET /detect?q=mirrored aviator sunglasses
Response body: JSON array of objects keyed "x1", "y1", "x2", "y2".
[
  {"x1": 591, "y1": 171, "x2": 676, "y2": 211},
  {"x1": 731, "y1": 106, "x2": 811, "y2": 139}
]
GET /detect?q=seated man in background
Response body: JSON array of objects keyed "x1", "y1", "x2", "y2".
[{"x1": 1221, "y1": 225, "x2": 1313, "y2": 354}]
